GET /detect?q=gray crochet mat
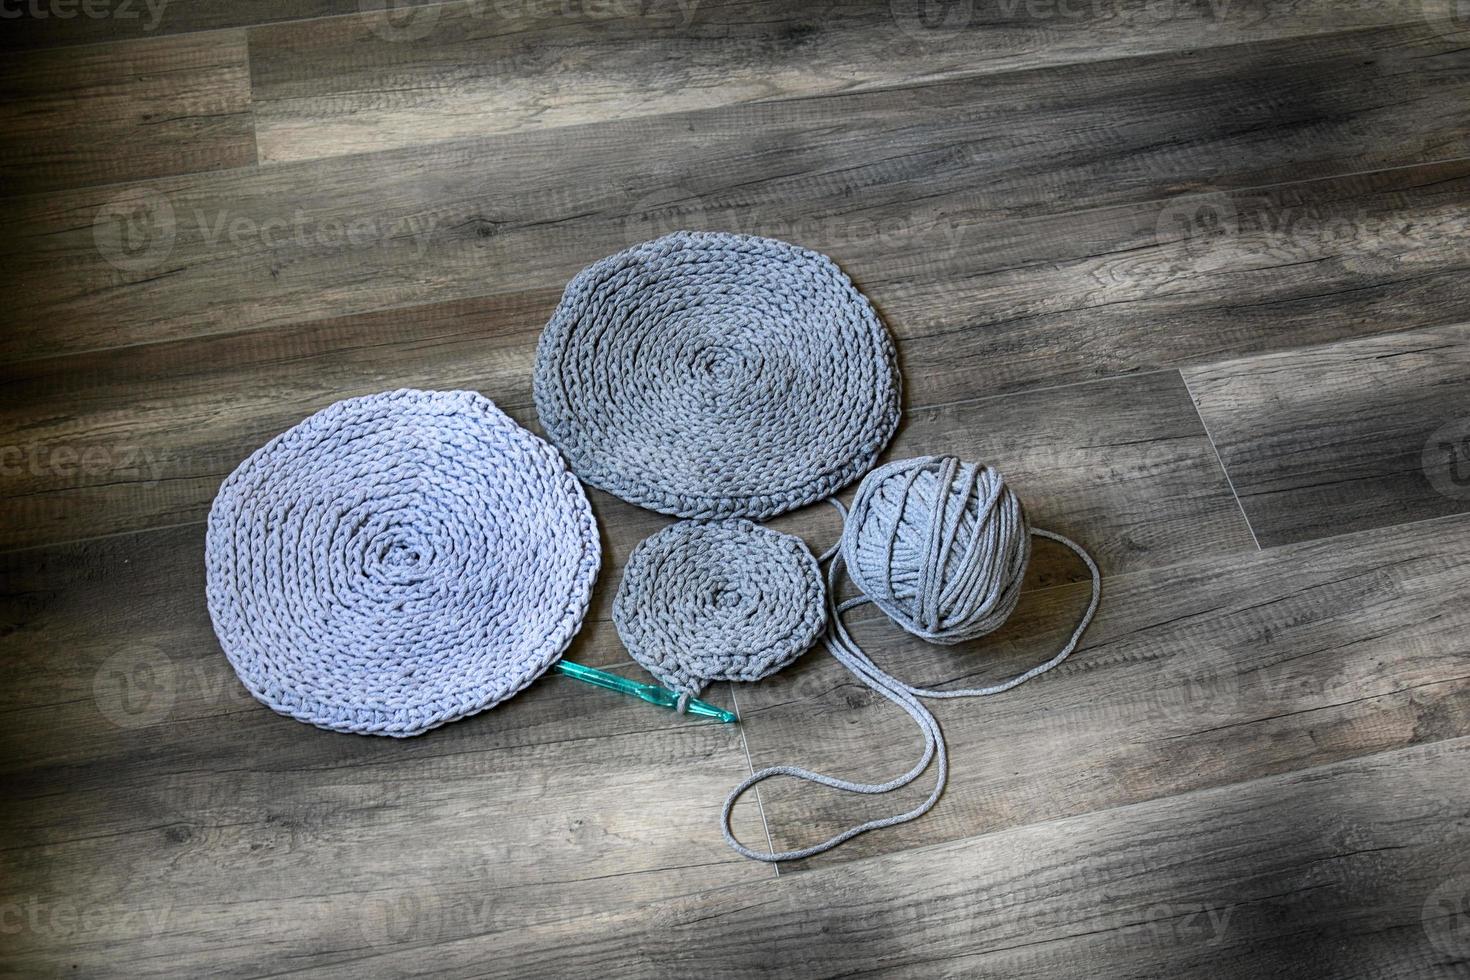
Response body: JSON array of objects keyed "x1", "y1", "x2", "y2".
[
  {"x1": 612, "y1": 519, "x2": 826, "y2": 697},
  {"x1": 534, "y1": 231, "x2": 900, "y2": 520}
]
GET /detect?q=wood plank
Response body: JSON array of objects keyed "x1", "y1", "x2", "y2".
[
  {"x1": 880, "y1": 159, "x2": 1470, "y2": 406},
  {"x1": 0, "y1": 356, "x2": 1257, "y2": 632},
  {"x1": 247, "y1": 0, "x2": 1431, "y2": 164},
  {"x1": 0, "y1": 31, "x2": 255, "y2": 196},
  {"x1": 0, "y1": 290, "x2": 558, "y2": 550},
  {"x1": 6, "y1": 517, "x2": 1461, "y2": 976},
  {"x1": 7, "y1": 22, "x2": 1468, "y2": 361},
  {"x1": 2, "y1": 465, "x2": 1461, "y2": 978},
  {"x1": 5, "y1": 157, "x2": 1464, "y2": 550},
  {"x1": 77, "y1": 736, "x2": 1466, "y2": 977},
  {"x1": 724, "y1": 371, "x2": 1254, "y2": 606},
  {"x1": 1185, "y1": 322, "x2": 1470, "y2": 546},
  {"x1": 734, "y1": 509, "x2": 1470, "y2": 866},
  {"x1": 0, "y1": 0, "x2": 407, "y2": 50},
  {"x1": 0, "y1": 522, "x2": 773, "y2": 980}
]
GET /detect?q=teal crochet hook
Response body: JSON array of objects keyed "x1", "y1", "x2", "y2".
[{"x1": 554, "y1": 660, "x2": 737, "y2": 723}]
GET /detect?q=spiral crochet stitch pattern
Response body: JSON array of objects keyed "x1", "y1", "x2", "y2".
[
  {"x1": 534, "y1": 232, "x2": 901, "y2": 520},
  {"x1": 205, "y1": 389, "x2": 601, "y2": 737},
  {"x1": 613, "y1": 519, "x2": 827, "y2": 699}
]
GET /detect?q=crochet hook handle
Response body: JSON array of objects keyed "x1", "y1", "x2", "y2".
[{"x1": 553, "y1": 660, "x2": 737, "y2": 723}]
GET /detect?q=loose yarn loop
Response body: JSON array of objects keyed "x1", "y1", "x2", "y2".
[
  {"x1": 205, "y1": 389, "x2": 601, "y2": 737},
  {"x1": 721, "y1": 456, "x2": 1101, "y2": 862},
  {"x1": 534, "y1": 232, "x2": 901, "y2": 520},
  {"x1": 614, "y1": 519, "x2": 826, "y2": 702}
]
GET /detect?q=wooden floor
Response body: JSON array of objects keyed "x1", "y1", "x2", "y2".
[{"x1": 3, "y1": 2, "x2": 1469, "y2": 976}]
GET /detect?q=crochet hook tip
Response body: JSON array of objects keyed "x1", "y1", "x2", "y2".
[{"x1": 688, "y1": 701, "x2": 739, "y2": 724}]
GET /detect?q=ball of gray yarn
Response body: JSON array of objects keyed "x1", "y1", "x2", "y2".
[
  {"x1": 720, "y1": 455, "x2": 1102, "y2": 863},
  {"x1": 205, "y1": 389, "x2": 601, "y2": 737},
  {"x1": 844, "y1": 455, "x2": 1033, "y2": 645},
  {"x1": 534, "y1": 231, "x2": 901, "y2": 520},
  {"x1": 613, "y1": 519, "x2": 827, "y2": 698}
]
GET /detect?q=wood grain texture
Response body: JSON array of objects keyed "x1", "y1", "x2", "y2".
[
  {"x1": 0, "y1": 523, "x2": 773, "y2": 979},
  {"x1": 4, "y1": 514, "x2": 1464, "y2": 976},
  {"x1": 0, "y1": 0, "x2": 415, "y2": 50},
  {"x1": 0, "y1": 350, "x2": 1256, "y2": 624},
  {"x1": 3, "y1": 8, "x2": 1468, "y2": 976},
  {"x1": 0, "y1": 31, "x2": 255, "y2": 196},
  {"x1": 879, "y1": 159, "x2": 1470, "y2": 405},
  {"x1": 141, "y1": 735, "x2": 1470, "y2": 978},
  {"x1": 5, "y1": 158, "x2": 1464, "y2": 550},
  {"x1": 7, "y1": 22, "x2": 1468, "y2": 361},
  {"x1": 1185, "y1": 322, "x2": 1470, "y2": 546},
  {"x1": 0, "y1": 290, "x2": 556, "y2": 550},
  {"x1": 0, "y1": 363, "x2": 1254, "y2": 741},
  {"x1": 246, "y1": 0, "x2": 1431, "y2": 163},
  {"x1": 733, "y1": 491, "x2": 1470, "y2": 867}
]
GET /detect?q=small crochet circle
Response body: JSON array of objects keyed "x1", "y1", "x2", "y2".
[
  {"x1": 205, "y1": 389, "x2": 601, "y2": 737},
  {"x1": 613, "y1": 519, "x2": 827, "y2": 696},
  {"x1": 534, "y1": 231, "x2": 901, "y2": 520}
]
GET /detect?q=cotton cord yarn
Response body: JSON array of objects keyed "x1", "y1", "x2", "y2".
[
  {"x1": 614, "y1": 519, "x2": 826, "y2": 707},
  {"x1": 534, "y1": 232, "x2": 901, "y2": 520},
  {"x1": 205, "y1": 389, "x2": 601, "y2": 737},
  {"x1": 720, "y1": 455, "x2": 1101, "y2": 862}
]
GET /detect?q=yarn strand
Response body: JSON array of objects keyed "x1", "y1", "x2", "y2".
[
  {"x1": 721, "y1": 550, "x2": 948, "y2": 863},
  {"x1": 892, "y1": 529, "x2": 1100, "y2": 700},
  {"x1": 721, "y1": 460, "x2": 1102, "y2": 862}
]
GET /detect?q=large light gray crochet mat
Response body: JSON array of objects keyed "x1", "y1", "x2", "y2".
[{"x1": 205, "y1": 389, "x2": 601, "y2": 737}]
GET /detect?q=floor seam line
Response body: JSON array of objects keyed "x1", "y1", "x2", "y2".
[
  {"x1": 728, "y1": 684, "x2": 780, "y2": 878},
  {"x1": 1179, "y1": 369, "x2": 1262, "y2": 551}
]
